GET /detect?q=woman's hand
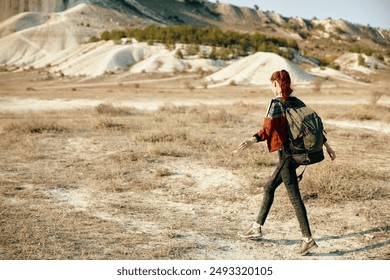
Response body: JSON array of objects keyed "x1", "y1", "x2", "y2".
[
  {"x1": 324, "y1": 142, "x2": 336, "y2": 161},
  {"x1": 238, "y1": 137, "x2": 257, "y2": 150}
]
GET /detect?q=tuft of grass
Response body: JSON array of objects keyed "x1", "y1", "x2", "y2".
[
  {"x1": 345, "y1": 104, "x2": 390, "y2": 122},
  {"x1": 94, "y1": 119, "x2": 126, "y2": 130},
  {"x1": 158, "y1": 104, "x2": 187, "y2": 114},
  {"x1": 319, "y1": 103, "x2": 390, "y2": 122},
  {"x1": 155, "y1": 167, "x2": 173, "y2": 177},
  {"x1": 301, "y1": 162, "x2": 390, "y2": 202},
  {"x1": 188, "y1": 107, "x2": 241, "y2": 125},
  {"x1": 95, "y1": 103, "x2": 136, "y2": 116},
  {"x1": 148, "y1": 143, "x2": 189, "y2": 157},
  {"x1": 3, "y1": 118, "x2": 69, "y2": 134},
  {"x1": 136, "y1": 130, "x2": 188, "y2": 143}
]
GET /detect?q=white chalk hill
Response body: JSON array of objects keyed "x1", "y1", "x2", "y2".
[{"x1": 206, "y1": 52, "x2": 316, "y2": 86}]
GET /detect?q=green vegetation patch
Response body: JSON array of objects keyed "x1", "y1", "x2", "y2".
[{"x1": 96, "y1": 25, "x2": 299, "y2": 60}]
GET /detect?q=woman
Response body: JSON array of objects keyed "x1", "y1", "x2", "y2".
[{"x1": 238, "y1": 69, "x2": 336, "y2": 256}]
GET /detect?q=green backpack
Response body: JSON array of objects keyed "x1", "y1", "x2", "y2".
[{"x1": 279, "y1": 97, "x2": 325, "y2": 165}]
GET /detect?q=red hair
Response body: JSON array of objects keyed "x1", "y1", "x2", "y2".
[{"x1": 270, "y1": 69, "x2": 293, "y2": 100}]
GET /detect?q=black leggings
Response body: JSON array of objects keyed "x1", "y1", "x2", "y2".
[{"x1": 256, "y1": 150, "x2": 312, "y2": 237}]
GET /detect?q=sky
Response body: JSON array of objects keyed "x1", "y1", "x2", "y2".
[{"x1": 208, "y1": 0, "x2": 390, "y2": 29}]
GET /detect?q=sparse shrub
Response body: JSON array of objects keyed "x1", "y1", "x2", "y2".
[
  {"x1": 370, "y1": 91, "x2": 384, "y2": 105},
  {"x1": 314, "y1": 23, "x2": 325, "y2": 32},
  {"x1": 158, "y1": 105, "x2": 186, "y2": 114},
  {"x1": 136, "y1": 130, "x2": 188, "y2": 143},
  {"x1": 334, "y1": 27, "x2": 345, "y2": 34},
  {"x1": 15, "y1": 136, "x2": 45, "y2": 160},
  {"x1": 358, "y1": 54, "x2": 366, "y2": 66},
  {"x1": 349, "y1": 44, "x2": 361, "y2": 53},
  {"x1": 4, "y1": 118, "x2": 68, "y2": 134},
  {"x1": 155, "y1": 167, "x2": 173, "y2": 177},
  {"x1": 301, "y1": 162, "x2": 389, "y2": 202},
  {"x1": 95, "y1": 103, "x2": 135, "y2": 116},
  {"x1": 229, "y1": 80, "x2": 237, "y2": 86},
  {"x1": 315, "y1": 54, "x2": 338, "y2": 67},
  {"x1": 374, "y1": 53, "x2": 384, "y2": 62},
  {"x1": 175, "y1": 49, "x2": 184, "y2": 59},
  {"x1": 95, "y1": 119, "x2": 126, "y2": 130},
  {"x1": 185, "y1": 44, "x2": 200, "y2": 56},
  {"x1": 363, "y1": 48, "x2": 373, "y2": 56},
  {"x1": 329, "y1": 62, "x2": 340, "y2": 70},
  {"x1": 342, "y1": 104, "x2": 390, "y2": 122},
  {"x1": 149, "y1": 143, "x2": 188, "y2": 157},
  {"x1": 190, "y1": 107, "x2": 240, "y2": 125}
]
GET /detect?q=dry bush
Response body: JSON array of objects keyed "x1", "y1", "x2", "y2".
[
  {"x1": 94, "y1": 118, "x2": 126, "y2": 130},
  {"x1": 229, "y1": 80, "x2": 237, "y2": 86},
  {"x1": 155, "y1": 167, "x2": 173, "y2": 177},
  {"x1": 301, "y1": 161, "x2": 389, "y2": 203},
  {"x1": 148, "y1": 143, "x2": 189, "y2": 157},
  {"x1": 158, "y1": 104, "x2": 187, "y2": 114},
  {"x1": 13, "y1": 136, "x2": 45, "y2": 160},
  {"x1": 136, "y1": 130, "x2": 188, "y2": 143},
  {"x1": 188, "y1": 107, "x2": 241, "y2": 125},
  {"x1": 232, "y1": 101, "x2": 261, "y2": 112},
  {"x1": 95, "y1": 103, "x2": 136, "y2": 116},
  {"x1": 319, "y1": 104, "x2": 390, "y2": 123},
  {"x1": 93, "y1": 154, "x2": 161, "y2": 193},
  {"x1": 3, "y1": 117, "x2": 69, "y2": 134},
  {"x1": 344, "y1": 104, "x2": 390, "y2": 122},
  {"x1": 22, "y1": 138, "x2": 44, "y2": 160},
  {"x1": 369, "y1": 91, "x2": 384, "y2": 105}
]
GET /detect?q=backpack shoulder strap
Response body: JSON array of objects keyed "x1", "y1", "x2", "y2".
[{"x1": 283, "y1": 97, "x2": 305, "y2": 109}]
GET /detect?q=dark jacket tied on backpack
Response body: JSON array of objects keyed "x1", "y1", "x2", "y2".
[{"x1": 253, "y1": 96, "x2": 327, "y2": 154}]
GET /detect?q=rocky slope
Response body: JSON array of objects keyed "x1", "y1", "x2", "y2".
[
  {"x1": 1, "y1": 0, "x2": 389, "y2": 49},
  {"x1": 0, "y1": 0, "x2": 78, "y2": 20},
  {"x1": 0, "y1": 0, "x2": 388, "y2": 80}
]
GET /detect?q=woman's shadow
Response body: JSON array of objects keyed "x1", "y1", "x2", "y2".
[{"x1": 252, "y1": 226, "x2": 390, "y2": 257}]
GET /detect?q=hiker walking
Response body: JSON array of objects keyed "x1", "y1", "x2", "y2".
[{"x1": 238, "y1": 69, "x2": 336, "y2": 256}]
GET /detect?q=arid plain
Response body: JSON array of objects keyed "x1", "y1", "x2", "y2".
[{"x1": 0, "y1": 69, "x2": 389, "y2": 260}]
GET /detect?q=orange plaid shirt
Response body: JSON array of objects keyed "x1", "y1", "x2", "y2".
[{"x1": 253, "y1": 98, "x2": 288, "y2": 152}]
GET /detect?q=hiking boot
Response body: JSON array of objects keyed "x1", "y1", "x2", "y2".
[
  {"x1": 300, "y1": 239, "x2": 318, "y2": 256},
  {"x1": 238, "y1": 226, "x2": 262, "y2": 239}
]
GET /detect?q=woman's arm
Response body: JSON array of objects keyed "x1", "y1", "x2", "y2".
[
  {"x1": 324, "y1": 141, "x2": 336, "y2": 160},
  {"x1": 238, "y1": 137, "x2": 257, "y2": 150}
]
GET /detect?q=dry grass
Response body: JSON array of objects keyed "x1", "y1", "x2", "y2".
[
  {"x1": 1, "y1": 84, "x2": 390, "y2": 260},
  {"x1": 315, "y1": 103, "x2": 390, "y2": 123}
]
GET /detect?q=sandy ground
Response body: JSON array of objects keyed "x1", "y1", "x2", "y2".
[{"x1": 1, "y1": 70, "x2": 389, "y2": 260}]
